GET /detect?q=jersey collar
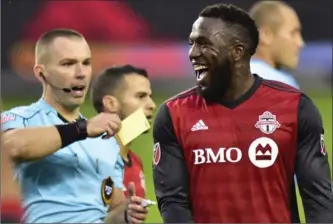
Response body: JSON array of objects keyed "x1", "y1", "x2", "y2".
[{"x1": 36, "y1": 98, "x2": 85, "y2": 122}]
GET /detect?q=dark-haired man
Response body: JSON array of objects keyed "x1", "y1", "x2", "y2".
[
  {"x1": 152, "y1": 3, "x2": 333, "y2": 223},
  {"x1": 91, "y1": 65, "x2": 156, "y2": 200}
]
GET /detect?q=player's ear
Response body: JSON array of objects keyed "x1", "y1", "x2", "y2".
[
  {"x1": 232, "y1": 41, "x2": 245, "y2": 62},
  {"x1": 258, "y1": 27, "x2": 273, "y2": 46},
  {"x1": 33, "y1": 64, "x2": 45, "y2": 83},
  {"x1": 102, "y1": 95, "x2": 119, "y2": 113}
]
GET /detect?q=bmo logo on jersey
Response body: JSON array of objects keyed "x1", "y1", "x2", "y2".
[
  {"x1": 248, "y1": 137, "x2": 279, "y2": 168},
  {"x1": 193, "y1": 137, "x2": 279, "y2": 168},
  {"x1": 193, "y1": 147, "x2": 242, "y2": 164}
]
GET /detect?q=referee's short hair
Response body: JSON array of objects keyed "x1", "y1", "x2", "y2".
[{"x1": 35, "y1": 29, "x2": 84, "y2": 63}]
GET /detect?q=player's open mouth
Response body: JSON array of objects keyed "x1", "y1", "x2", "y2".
[
  {"x1": 193, "y1": 65, "x2": 208, "y2": 82},
  {"x1": 71, "y1": 85, "x2": 85, "y2": 91},
  {"x1": 71, "y1": 85, "x2": 86, "y2": 97}
]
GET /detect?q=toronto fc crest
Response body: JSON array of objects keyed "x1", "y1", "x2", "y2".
[{"x1": 255, "y1": 111, "x2": 280, "y2": 134}]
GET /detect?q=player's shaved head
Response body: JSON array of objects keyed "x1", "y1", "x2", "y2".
[
  {"x1": 249, "y1": 1, "x2": 303, "y2": 69},
  {"x1": 249, "y1": 1, "x2": 291, "y2": 31},
  {"x1": 35, "y1": 29, "x2": 84, "y2": 64}
]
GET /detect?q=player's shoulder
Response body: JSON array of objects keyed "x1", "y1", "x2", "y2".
[
  {"x1": 259, "y1": 79, "x2": 311, "y2": 113},
  {"x1": 163, "y1": 86, "x2": 201, "y2": 109},
  {"x1": 154, "y1": 87, "x2": 204, "y2": 131},
  {"x1": 1, "y1": 102, "x2": 42, "y2": 120},
  {"x1": 297, "y1": 92, "x2": 320, "y2": 116},
  {"x1": 260, "y1": 78, "x2": 301, "y2": 95},
  {"x1": 166, "y1": 86, "x2": 199, "y2": 102}
]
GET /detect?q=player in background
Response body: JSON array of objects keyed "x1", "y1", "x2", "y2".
[
  {"x1": 249, "y1": 1, "x2": 304, "y2": 89},
  {"x1": 1, "y1": 29, "x2": 148, "y2": 223},
  {"x1": 153, "y1": 3, "x2": 333, "y2": 223},
  {"x1": 91, "y1": 65, "x2": 156, "y2": 199}
]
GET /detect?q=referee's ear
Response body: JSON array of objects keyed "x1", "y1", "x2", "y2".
[
  {"x1": 258, "y1": 27, "x2": 274, "y2": 46},
  {"x1": 33, "y1": 64, "x2": 45, "y2": 83},
  {"x1": 102, "y1": 95, "x2": 119, "y2": 113}
]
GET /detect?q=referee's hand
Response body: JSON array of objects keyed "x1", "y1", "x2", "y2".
[{"x1": 86, "y1": 113, "x2": 121, "y2": 138}]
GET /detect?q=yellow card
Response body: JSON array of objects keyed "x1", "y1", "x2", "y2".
[{"x1": 115, "y1": 108, "x2": 150, "y2": 147}]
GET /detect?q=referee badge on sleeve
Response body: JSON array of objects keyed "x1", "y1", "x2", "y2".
[{"x1": 101, "y1": 176, "x2": 114, "y2": 205}]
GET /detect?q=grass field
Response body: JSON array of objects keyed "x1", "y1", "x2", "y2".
[{"x1": 2, "y1": 93, "x2": 332, "y2": 223}]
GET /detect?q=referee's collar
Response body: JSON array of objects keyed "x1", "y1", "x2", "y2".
[
  {"x1": 250, "y1": 58, "x2": 292, "y2": 77},
  {"x1": 37, "y1": 98, "x2": 85, "y2": 122},
  {"x1": 250, "y1": 58, "x2": 272, "y2": 68}
]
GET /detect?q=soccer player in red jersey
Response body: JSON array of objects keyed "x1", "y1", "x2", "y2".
[
  {"x1": 152, "y1": 3, "x2": 333, "y2": 223},
  {"x1": 91, "y1": 65, "x2": 156, "y2": 198}
]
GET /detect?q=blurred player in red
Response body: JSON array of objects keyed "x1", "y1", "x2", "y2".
[
  {"x1": 1, "y1": 121, "x2": 22, "y2": 223},
  {"x1": 152, "y1": 3, "x2": 333, "y2": 223},
  {"x1": 91, "y1": 65, "x2": 156, "y2": 198}
]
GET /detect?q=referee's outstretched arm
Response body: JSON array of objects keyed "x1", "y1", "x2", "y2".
[{"x1": 2, "y1": 112, "x2": 120, "y2": 162}]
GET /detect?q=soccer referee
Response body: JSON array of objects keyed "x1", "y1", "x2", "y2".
[{"x1": 2, "y1": 29, "x2": 148, "y2": 223}]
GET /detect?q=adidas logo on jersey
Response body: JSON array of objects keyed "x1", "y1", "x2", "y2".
[{"x1": 191, "y1": 120, "x2": 208, "y2": 131}]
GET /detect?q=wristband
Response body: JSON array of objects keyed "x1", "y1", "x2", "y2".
[
  {"x1": 55, "y1": 119, "x2": 88, "y2": 147},
  {"x1": 76, "y1": 119, "x2": 88, "y2": 139}
]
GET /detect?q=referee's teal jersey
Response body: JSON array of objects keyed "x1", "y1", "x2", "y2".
[
  {"x1": 250, "y1": 59, "x2": 300, "y2": 89},
  {"x1": 1, "y1": 99, "x2": 124, "y2": 223}
]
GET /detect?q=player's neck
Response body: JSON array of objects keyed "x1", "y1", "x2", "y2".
[
  {"x1": 43, "y1": 93, "x2": 80, "y2": 122},
  {"x1": 225, "y1": 70, "x2": 255, "y2": 102}
]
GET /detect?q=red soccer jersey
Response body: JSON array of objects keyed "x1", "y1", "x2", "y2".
[
  {"x1": 123, "y1": 150, "x2": 146, "y2": 198},
  {"x1": 1, "y1": 200, "x2": 23, "y2": 223},
  {"x1": 153, "y1": 76, "x2": 333, "y2": 223}
]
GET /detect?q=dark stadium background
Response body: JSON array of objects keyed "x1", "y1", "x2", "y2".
[{"x1": 1, "y1": 0, "x2": 331, "y2": 222}]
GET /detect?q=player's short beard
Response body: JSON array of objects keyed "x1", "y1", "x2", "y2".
[{"x1": 199, "y1": 55, "x2": 233, "y2": 103}]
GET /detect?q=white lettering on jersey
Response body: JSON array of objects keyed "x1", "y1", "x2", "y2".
[
  {"x1": 193, "y1": 147, "x2": 242, "y2": 164},
  {"x1": 192, "y1": 137, "x2": 279, "y2": 168}
]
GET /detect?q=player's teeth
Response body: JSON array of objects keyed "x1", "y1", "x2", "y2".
[{"x1": 194, "y1": 65, "x2": 208, "y2": 71}]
